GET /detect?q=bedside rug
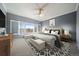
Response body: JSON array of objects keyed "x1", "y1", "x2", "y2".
[{"x1": 26, "y1": 39, "x2": 72, "y2": 56}]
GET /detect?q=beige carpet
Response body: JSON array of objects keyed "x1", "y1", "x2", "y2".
[{"x1": 10, "y1": 38, "x2": 34, "y2": 56}]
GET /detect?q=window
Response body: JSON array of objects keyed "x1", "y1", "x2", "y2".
[
  {"x1": 19, "y1": 22, "x2": 34, "y2": 35},
  {"x1": 10, "y1": 20, "x2": 39, "y2": 35}
]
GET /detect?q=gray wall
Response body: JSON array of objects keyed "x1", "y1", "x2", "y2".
[
  {"x1": 41, "y1": 12, "x2": 76, "y2": 41},
  {"x1": 77, "y1": 5, "x2": 79, "y2": 49},
  {"x1": 6, "y1": 13, "x2": 40, "y2": 33}
]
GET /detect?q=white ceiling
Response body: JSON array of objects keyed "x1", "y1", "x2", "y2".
[{"x1": 4, "y1": 3, "x2": 77, "y2": 21}]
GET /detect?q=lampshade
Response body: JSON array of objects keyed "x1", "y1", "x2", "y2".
[{"x1": 64, "y1": 30, "x2": 69, "y2": 35}]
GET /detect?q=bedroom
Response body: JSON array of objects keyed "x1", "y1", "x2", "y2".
[{"x1": 0, "y1": 3, "x2": 79, "y2": 56}]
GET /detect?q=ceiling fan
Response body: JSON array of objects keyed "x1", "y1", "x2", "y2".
[{"x1": 35, "y1": 3, "x2": 48, "y2": 17}]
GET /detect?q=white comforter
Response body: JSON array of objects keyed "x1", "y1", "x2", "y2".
[{"x1": 31, "y1": 33, "x2": 56, "y2": 48}]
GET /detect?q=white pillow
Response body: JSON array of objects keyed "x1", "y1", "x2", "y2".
[
  {"x1": 55, "y1": 31, "x2": 58, "y2": 34},
  {"x1": 51, "y1": 31, "x2": 56, "y2": 34},
  {"x1": 51, "y1": 31, "x2": 59, "y2": 36},
  {"x1": 44, "y1": 30, "x2": 49, "y2": 33}
]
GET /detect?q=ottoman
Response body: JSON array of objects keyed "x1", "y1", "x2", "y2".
[{"x1": 30, "y1": 39, "x2": 45, "y2": 51}]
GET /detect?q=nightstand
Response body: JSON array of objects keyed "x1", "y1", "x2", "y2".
[{"x1": 61, "y1": 34, "x2": 72, "y2": 42}]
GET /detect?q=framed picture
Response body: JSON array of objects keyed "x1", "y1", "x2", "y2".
[{"x1": 49, "y1": 19, "x2": 55, "y2": 26}]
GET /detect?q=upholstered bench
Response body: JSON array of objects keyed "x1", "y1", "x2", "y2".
[{"x1": 30, "y1": 39, "x2": 45, "y2": 51}]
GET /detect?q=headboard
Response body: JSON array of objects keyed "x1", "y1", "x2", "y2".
[
  {"x1": 42, "y1": 27, "x2": 64, "y2": 35},
  {"x1": 49, "y1": 28, "x2": 64, "y2": 35}
]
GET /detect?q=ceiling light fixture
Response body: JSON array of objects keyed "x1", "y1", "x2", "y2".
[
  {"x1": 36, "y1": 8, "x2": 44, "y2": 17},
  {"x1": 35, "y1": 4, "x2": 48, "y2": 17}
]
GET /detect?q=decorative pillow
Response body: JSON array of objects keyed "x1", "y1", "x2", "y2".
[
  {"x1": 51, "y1": 31, "x2": 56, "y2": 34},
  {"x1": 55, "y1": 31, "x2": 59, "y2": 34},
  {"x1": 51, "y1": 31, "x2": 59, "y2": 35},
  {"x1": 44, "y1": 30, "x2": 49, "y2": 33}
]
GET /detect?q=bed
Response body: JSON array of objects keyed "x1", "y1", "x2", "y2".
[
  {"x1": 31, "y1": 33, "x2": 56, "y2": 47},
  {"x1": 24, "y1": 28, "x2": 63, "y2": 49},
  {"x1": 30, "y1": 28, "x2": 62, "y2": 48}
]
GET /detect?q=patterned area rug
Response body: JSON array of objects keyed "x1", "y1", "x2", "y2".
[{"x1": 25, "y1": 39, "x2": 72, "y2": 56}]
